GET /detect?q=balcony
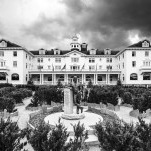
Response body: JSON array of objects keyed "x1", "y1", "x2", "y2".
[{"x1": 29, "y1": 68, "x2": 121, "y2": 74}]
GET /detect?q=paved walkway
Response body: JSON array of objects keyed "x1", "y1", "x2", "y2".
[{"x1": 115, "y1": 106, "x2": 151, "y2": 125}]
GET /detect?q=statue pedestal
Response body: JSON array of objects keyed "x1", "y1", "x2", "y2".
[
  {"x1": 63, "y1": 87, "x2": 73, "y2": 114},
  {"x1": 62, "y1": 86, "x2": 85, "y2": 120}
]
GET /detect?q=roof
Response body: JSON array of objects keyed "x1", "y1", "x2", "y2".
[
  {"x1": 128, "y1": 39, "x2": 151, "y2": 48},
  {"x1": 29, "y1": 49, "x2": 120, "y2": 56},
  {"x1": 0, "y1": 39, "x2": 21, "y2": 47}
]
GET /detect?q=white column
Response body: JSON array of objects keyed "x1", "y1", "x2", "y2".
[
  {"x1": 40, "y1": 74, "x2": 42, "y2": 84},
  {"x1": 67, "y1": 74, "x2": 68, "y2": 84},
  {"x1": 96, "y1": 74, "x2": 98, "y2": 85},
  {"x1": 106, "y1": 74, "x2": 108, "y2": 84}
]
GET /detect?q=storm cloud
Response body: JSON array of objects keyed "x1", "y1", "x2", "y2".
[{"x1": 1, "y1": 0, "x2": 151, "y2": 50}]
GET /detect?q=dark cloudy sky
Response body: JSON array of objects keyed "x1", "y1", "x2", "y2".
[{"x1": 0, "y1": 0, "x2": 151, "y2": 50}]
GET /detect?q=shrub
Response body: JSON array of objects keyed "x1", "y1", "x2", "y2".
[
  {"x1": 29, "y1": 119, "x2": 69, "y2": 151},
  {"x1": 95, "y1": 120, "x2": 140, "y2": 151},
  {"x1": 122, "y1": 92, "x2": 133, "y2": 104},
  {"x1": 0, "y1": 97, "x2": 15, "y2": 113},
  {"x1": 0, "y1": 118, "x2": 28, "y2": 151}
]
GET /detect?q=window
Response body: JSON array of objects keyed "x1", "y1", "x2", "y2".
[
  {"x1": 89, "y1": 65, "x2": 95, "y2": 71},
  {"x1": 37, "y1": 58, "x2": 40, "y2": 62},
  {"x1": 132, "y1": 61, "x2": 136, "y2": 67},
  {"x1": 99, "y1": 65, "x2": 102, "y2": 70},
  {"x1": 37, "y1": 58, "x2": 43, "y2": 62},
  {"x1": 12, "y1": 73, "x2": 19, "y2": 80},
  {"x1": 55, "y1": 58, "x2": 61, "y2": 63},
  {"x1": 106, "y1": 58, "x2": 110, "y2": 62},
  {"x1": 107, "y1": 65, "x2": 112, "y2": 70},
  {"x1": 71, "y1": 58, "x2": 79, "y2": 62},
  {"x1": 70, "y1": 66, "x2": 80, "y2": 71},
  {"x1": 86, "y1": 76, "x2": 91, "y2": 81},
  {"x1": 48, "y1": 65, "x2": 51, "y2": 69},
  {"x1": 26, "y1": 63, "x2": 28, "y2": 69},
  {"x1": 26, "y1": 74, "x2": 28, "y2": 81},
  {"x1": 123, "y1": 63, "x2": 124, "y2": 68},
  {"x1": 13, "y1": 51, "x2": 17, "y2": 56},
  {"x1": 0, "y1": 51, "x2": 4, "y2": 56},
  {"x1": 98, "y1": 75, "x2": 102, "y2": 81},
  {"x1": 123, "y1": 74, "x2": 124, "y2": 81},
  {"x1": 110, "y1": 58, "x2": 112, "y2": 63},
  {"x1": 13, "y1": 61, "x2": 17, "y2": 67},
  {"x1": 132, "y1": 51, "x2": 136, "y2": 57},
  {"x1": 0, "y1": 73, "x2": 6, "y2": 80},
  {"x1": 89, "y1": 58, "x2": 95, "y2": 63},
  {"x1": 26, "y1": 54, "x2": 27, "y2": 59},
  {"x1": 143, "y1": 73, "x2": 151, "y2": 80},
  {"x1": 55, "y1": 66, "x2": 61, "y2": 70},
  {"x1": 123, "y1": 53, "x2": 124, "y2": 58},
  {"x1": 37, "y1": 65, "x2": 43, "y2": 69},
  {"x1": 145, "y1": 51, "x2": 149, "y2": 57},
  {"x1": 0, "y1": 62, "x2": 5, "y2": 67},
  {"x1": 48, "y1": 76, "x2": 52, "y2": 81},
  {"x1": 130, "y1": 73, "x2": 137, "y2": 80}
]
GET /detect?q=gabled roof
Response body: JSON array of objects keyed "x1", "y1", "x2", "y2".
[
  {"x1": 0, "y1": 39, "x2": 21, "y2": 47},
  {"x1": 30, "y1": 48, "x2": 120, "y2": 56},
  {"x1": 128, "y1": 39, "x2": 151, "y2": 48}
]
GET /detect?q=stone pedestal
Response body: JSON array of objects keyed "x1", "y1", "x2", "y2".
[
  {"x1": 64, "y1": 87, "x2": 73, "y2": 114},
  {"x1": 62, "y1": 86, "x2": 85, "y2": 120}
]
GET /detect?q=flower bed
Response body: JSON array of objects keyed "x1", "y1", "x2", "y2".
[{"x1": 28, "y1": 105, "x2": 63, "y2": 129}]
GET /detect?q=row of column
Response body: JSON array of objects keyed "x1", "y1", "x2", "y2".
[{"x1": 38, "y1": 74, "x2": 120, "y2": 85}]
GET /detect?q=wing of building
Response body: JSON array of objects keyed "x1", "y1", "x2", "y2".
[{"x1": 0, "y1": 36, "x2": 151, "y2": 86}]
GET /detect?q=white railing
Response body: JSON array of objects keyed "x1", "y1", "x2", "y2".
[
  {"x1": 33, "y1": 81, "x2": 40, "y2": 85},
  {"x1": 109, "y1": 81, "x2": 117, "y2": 85},
  {"x1": 97, "y1": 81, "x2": 107, "y2": 85},
  {"x1": 43, "y1": 81, "x2": 53, "y2": 85}
]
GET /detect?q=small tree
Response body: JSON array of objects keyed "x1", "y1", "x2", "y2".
[
  {"x1": 29, "y1": 119, "x2": 69, "y2": 151},
  {"x1": 66, "y1": 122, "x2": 89, "y2": 151},
  {"x1": 0, "y1": 117, "x2": 28, "y2": 151},
  {"x1": 95, "y1": 120, "x2": 140, "y2": 151}
]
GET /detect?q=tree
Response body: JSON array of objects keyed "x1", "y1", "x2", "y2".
[
  {"x1": 95, "y1": 120, "x2": 141, "y2": 151},
  {"x1": 66, "y1": 122, "x2": 89, "y2": 151},
  {"x1": 0, "y1": 117, "x2": 28, "y2": 151},
  {"x1": 29, "y1": 119, "x2": 69, "y2": 151}
]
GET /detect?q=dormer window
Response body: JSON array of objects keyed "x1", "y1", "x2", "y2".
[
  {"x1": 89, "y1": 49, "x2": 96, "y2": 55},
  {"x1": 142, "y1": 41, "x2": 150, "y2": 47},
  {"x1": 104, "y1": 48, "x2": 111, "y2": 55},
  {"x1": 0, "y1": 41, "x2": 7, "y2": 47},
  {"x1": 39, "y1": 48, "x2": 46, "y2": 55},
  {"x1": 54, "y1": 48, "x2": 60, "y2": 55}
]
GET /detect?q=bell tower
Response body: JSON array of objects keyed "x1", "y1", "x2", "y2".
[{"x1": 70, "y1": 34, "x2": 81, "y2": 51}]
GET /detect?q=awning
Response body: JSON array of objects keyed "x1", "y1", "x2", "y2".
[
  {"x1": 141, "y1": 72, "x2": 151, "y2": 75},
  {"x1": 0, "y1": 72, "x2": 8, "y2": 76}
]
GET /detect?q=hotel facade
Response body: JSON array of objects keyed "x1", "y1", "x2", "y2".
[{"x1": 0, "y1": 35, "x2": 151, "y2": 86}]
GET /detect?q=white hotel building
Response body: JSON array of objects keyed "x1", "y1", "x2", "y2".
[{"x1": 0, "y1": 35, "x2": 151, "y2": 86}]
